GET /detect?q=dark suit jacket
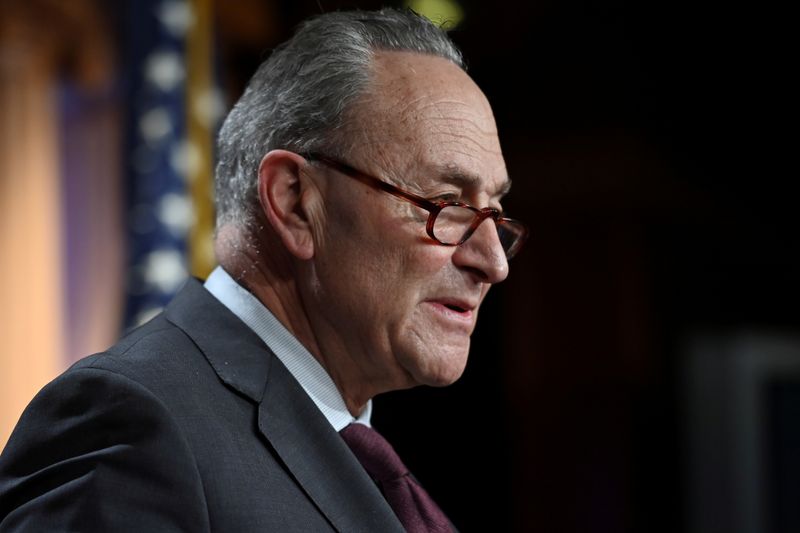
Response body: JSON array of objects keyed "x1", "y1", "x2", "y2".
[{"x1": 0, "y1": 279, "x2": 405, "y2": 532}]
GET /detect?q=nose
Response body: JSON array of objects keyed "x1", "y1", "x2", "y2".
[{"x1": 451, "y1": 218, "x2": 509, "y2": 284}]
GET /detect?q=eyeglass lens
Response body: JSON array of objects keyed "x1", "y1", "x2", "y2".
[
  {"x1": 432, "y1": 205, "x2": 525, "y2": 258},
  {"x1": 432, "y1": 205, "x2": 476, "y2": 244}
]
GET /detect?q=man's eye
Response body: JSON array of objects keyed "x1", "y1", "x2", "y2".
[{"x1": 430, "y1": 193, "x2": 460, "y2": 203}]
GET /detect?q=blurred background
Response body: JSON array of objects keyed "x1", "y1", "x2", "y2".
[{"x1": 0, "y1": 0, "x2": 797, "y2": 531}]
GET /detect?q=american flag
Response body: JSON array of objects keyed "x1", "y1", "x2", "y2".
[{"x1": 122, "y1": 0, "x2": 219, "y2": 329}]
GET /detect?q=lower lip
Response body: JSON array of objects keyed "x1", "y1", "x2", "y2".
[{"x1": 425, "y1": 302, "x2": 474, "y2": 326}]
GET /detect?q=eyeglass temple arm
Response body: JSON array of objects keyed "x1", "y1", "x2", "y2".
[{"x1": 306, "y1": 154, "x2": 441, "y2": 214}]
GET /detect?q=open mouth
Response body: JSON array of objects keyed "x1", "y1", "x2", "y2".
[{"x1": 427, "y1": 299, "x2": 475, "y2": 323}]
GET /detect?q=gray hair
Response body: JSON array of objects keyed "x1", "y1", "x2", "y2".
[{"x1": 214, "y1": 8, "x2": 464, "y2": 231}]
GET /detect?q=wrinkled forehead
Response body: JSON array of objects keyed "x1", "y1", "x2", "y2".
[{"x1": 346, "y1": 51, "x2": 508, "y2": 196}]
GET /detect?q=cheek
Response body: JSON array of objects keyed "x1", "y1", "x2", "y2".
[
  {"x1": 323, "y1": 201, "x2": 450, "y2": 301},
  {"x1": 315, "y1": 192, "x2": 457, "y2": 341},
  {"x1": 386, "y1": 249, "x2": 471, "y2": 385},
  {"x1": 312, "y1": 210, "x2": 405, "y2": 325},
  {"x1": 393, "y1": 307, "x2": 471, "y2": 387},
  {"x1": 356, "y1": 244, "x2": 448, "y2": 322}
]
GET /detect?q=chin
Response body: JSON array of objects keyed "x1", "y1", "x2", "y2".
[
  {"x1": 405, "y1": 347, "x2": 470, "y2": 388},
  {"x1": 424, "y1": 369, "x2": 465, "y2": 388}
]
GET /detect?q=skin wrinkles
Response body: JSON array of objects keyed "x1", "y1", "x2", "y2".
[
  {"x1": 289, "y1": 50, "x2": 510, "y2": 413},
  {"x1": 435, "y1": 161, "x2": 513, "y2": 197},
  {"x1": 361, "y1": 113, "x2": 506, "y2": 204},
  {"x1": 228, "y1": 50, "x2": 511, "y2": 415}
]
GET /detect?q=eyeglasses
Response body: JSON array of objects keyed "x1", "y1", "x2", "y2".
[{"x1": 305, "y1": 154, "x2": 528, "y2": 259}]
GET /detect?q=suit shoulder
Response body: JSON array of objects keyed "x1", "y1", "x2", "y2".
[
  {"x1": 70, "y1": 314, "x2": 205, "y2": 385},
  {"x1": 0, "y1": 365, "x2": 211, "y2": 531}
]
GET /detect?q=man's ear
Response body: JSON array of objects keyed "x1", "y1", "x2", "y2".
[{"x1": 257, "y1": 150, "x2": 318, "y2": 260}]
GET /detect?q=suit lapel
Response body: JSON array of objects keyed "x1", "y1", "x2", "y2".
[
  {"x1": 165, "y1": 280, "x2": 403, "y2": 532},
  {"x1": 259, "y1": 361, "x2": 403, "y2": 532},
  {"x1": 165, "y1": 279, "x2": 273, "y2": 401}
]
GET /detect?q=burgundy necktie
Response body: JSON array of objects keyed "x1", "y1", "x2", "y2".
[{"x1": 340, "y1": 423, "x2": 452, "y2": 533}]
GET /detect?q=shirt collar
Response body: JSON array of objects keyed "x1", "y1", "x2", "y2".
[{"x1": 204, "y1": 266, "x2": 371, "y2": 431}]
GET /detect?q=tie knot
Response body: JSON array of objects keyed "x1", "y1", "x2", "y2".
[
  {"x1": 340, "y1": 423, "x2": 453, "y2": 532},
  {"x1": 340, "y1": 423, "x2": 408, "y2": 483}
]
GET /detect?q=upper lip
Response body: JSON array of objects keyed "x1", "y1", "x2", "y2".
[{"x1": 428, "y1": 296, "x2": 478, "y2": 313}]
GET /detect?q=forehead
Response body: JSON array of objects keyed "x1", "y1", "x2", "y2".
[{"x1": 349, "y1": 51, "x2": 508, "y2": 196}]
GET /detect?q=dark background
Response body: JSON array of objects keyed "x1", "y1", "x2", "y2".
[
  {"x1": 212, "y1": 1, "x2": 797, "y2": 532},
  {"x1": 4, "y1": 0, "x2": 790, "y2": 530}
]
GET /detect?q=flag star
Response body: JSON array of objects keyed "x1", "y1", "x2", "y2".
[
  {"x1": 156, "y1": 0, "x2": 194, "y2": 38},
  {"x1": 169, "y1": 139, "x2": 202, "y2": 178},
  {"x1": 157, "y1": 192, "x2": 195, "y2": 237},
  {"x1": 142, "y1": 249, "x2": 188, "y2": 293},
  {"x1": 145, "y1": 50, "x2": 185, "y2": 92},
  {"x1": 191, "y1": 88, "x2": 226, "y2": 128},
  {"x1": 139, "y1": 107, "x2": 173, "y2": 144}
]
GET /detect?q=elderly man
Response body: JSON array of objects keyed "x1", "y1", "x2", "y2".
[{"x1": 0, "y1": 8, "x2": 525, "y2": 532}]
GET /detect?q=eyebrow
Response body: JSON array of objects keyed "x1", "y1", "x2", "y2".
[{"x1": 434, "y1": 164, "x2": 513, "y2": 198}]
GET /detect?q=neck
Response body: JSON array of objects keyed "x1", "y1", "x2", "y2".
[{"x1": 216, "y1": 224, "x2": 377, "y2": 416}]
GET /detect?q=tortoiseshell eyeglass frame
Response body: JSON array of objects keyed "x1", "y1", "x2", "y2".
[{"x1": 304, "y1": 153, "x2": 528, "y2": 259}]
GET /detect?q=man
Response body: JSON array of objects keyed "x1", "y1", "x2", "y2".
[{"x1": 0, "y1": 8, "x2": 526, "y2": 532}]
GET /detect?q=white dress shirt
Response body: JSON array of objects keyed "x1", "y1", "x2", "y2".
[{"x1": 204, "y1": 266, "x2": 371, "y2": 431}]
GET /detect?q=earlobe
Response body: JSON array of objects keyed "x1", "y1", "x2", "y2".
[{"x1": 257, "y1": 150, "x2": 317, "y2": 260}]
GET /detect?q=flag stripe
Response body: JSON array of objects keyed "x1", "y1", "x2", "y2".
[{"x1": 187, "y1": 0, "x2": 216, "y2": 279}]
